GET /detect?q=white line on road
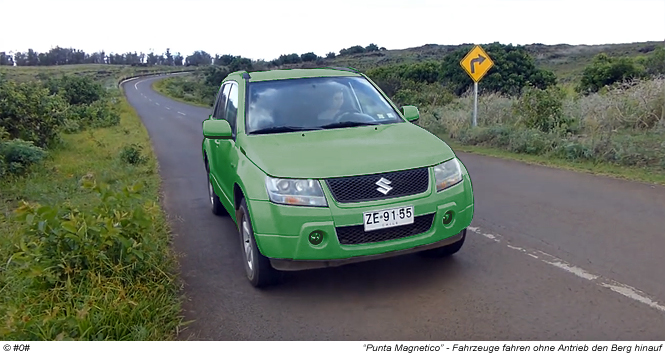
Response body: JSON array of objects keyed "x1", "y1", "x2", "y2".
[
  {"x1": 178, "y1": 112, "x2": 186, "y2": 116},
  {"x1": 156, "y1": 102, "x2": 160, "y2": 106},
  {"x1": 166, "y1": 107, "x2": 171, "y2": 110},
  {"x1": 149, "y1": 99, "x2": 152, "y2": 102},
  {"x1": 468, "y1": 226, "x2": 665, "y2": 313}
]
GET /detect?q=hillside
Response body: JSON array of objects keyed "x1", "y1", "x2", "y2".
[{"x1": 319, "y1": 40, "x2": 664, "y2": 82}]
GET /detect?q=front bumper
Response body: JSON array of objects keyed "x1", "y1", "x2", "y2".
[{"x1": 247, "y1": 169, "x2": 474, "y2": 270}]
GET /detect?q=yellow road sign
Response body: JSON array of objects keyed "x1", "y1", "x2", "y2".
[{"x1": 460, "y1": 45, "x2": 494, "y2": 82}]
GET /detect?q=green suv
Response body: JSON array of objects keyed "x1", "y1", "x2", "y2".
[{"x1": 201, "y1": 67, "x2": 474, "y2": 287}]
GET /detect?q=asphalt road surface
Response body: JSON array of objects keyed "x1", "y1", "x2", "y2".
[{"x1": 123, "y1": 74, "x2": 665, "y2": 341}]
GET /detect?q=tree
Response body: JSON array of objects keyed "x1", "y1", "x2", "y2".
[
  {"x1": 365, "y1": 43, "x2": 379, "y2": 52},
  {"x1": 0, "y1": 52, "x2": 13, "y2": 66},
  {"x1": 185, "y1": 51, "x2": 213, "y2": 66},
  {"x1": 339, "y1": 45, "x2": 365, "y2": 56},
  {"x1": 215, "y1": 54, "x2": 236, "y2": 66},
  {"x1": 576, "y1": 53, "x2": 645, "y2": 94},
  {"x1": 174, "y1": 52, "x2": 184, "y2": 66},
  {"x1": 229, "y1": 57, "x2": 253, "y2": 72},
  {"x1": 165, "y1": 48, "x2": 174, "y2": 66},
  {"x1": 439, "y1": 42, "x2": 557, "y2": 96},
  {"x1": 300, "y1": 52, "x2": 318, "y2": 62}
]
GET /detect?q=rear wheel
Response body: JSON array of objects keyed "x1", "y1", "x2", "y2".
[
  {"x1": 206, "y1": 160, "x2": 227, "y2": 216},
  {"x1": 419, "y1": 229, "x2": 466, "y2": 258},
  {"x1": 237, "y1": 198, "x2": 282, "y2": 288}
]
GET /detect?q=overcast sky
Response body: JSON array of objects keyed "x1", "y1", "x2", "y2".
[{"x1": 2, "y1": 0, "x2": 664, "y2": 60}]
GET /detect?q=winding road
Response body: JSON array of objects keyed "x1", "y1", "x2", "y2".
[{"x1": 122, "y1": 74, "x2": 665, "y2": 341}]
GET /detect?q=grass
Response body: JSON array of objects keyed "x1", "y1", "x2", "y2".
[
  {"x1": 447, "y1": 140, "x2": 665, "y2": 186},
  {"x1": 0, "y1": 88, "x2": 186, "y2": 340},
  {"x1": 151, "y1": 76, "x2": 211, "y2": 108},
  {"x1": 417, "y1": 76, "x2": 665, "y2": 186}
]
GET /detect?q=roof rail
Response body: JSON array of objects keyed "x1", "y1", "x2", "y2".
[{"x1": 242, "y1": 72, "x2": 251, "y2": 80}]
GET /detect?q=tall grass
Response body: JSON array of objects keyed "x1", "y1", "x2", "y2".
[{"x1": 420, "y1": 76, "x2": 665, "y2": 170}]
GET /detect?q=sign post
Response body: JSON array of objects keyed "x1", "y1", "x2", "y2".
[{"x1": 460, "y1": 45, "x2": 494, "y2": 127}]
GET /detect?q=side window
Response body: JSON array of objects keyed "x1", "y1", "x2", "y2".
[
  {"x1": 225, "y1": 83, "x2": 239, "y2": 134},
  {"x1": 213, "y1": 83, "x2": 230, "y2": 119}
]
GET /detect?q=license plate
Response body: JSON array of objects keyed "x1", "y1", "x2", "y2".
[{"x1": 363, "y1": 205, "x2": 414, "y2": 232}]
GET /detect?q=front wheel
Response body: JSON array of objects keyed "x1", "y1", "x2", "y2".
[{"x1": 237, "y1": 198, "x2": 282, "y2": 288}]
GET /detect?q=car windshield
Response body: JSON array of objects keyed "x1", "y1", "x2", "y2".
[{"x1": 245, "y1": 76, "x2": 404, "y2": 134}]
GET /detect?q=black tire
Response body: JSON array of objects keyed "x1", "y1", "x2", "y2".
[
  {"x1": 206, "y1": 160, "x2": 227, "y2": 216},
  {"x1": 419, "y1": 229, "x2": 466, "y2": 258},
  {"x1": 237, "y1": 198, "x2": 282, "y2": 288}
]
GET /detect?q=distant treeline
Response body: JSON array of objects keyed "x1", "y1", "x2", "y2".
[{"x1": 0, "y1": 43, "x2": 384, "y2": 67}]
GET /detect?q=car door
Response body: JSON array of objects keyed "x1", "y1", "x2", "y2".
[
  {"x1": 213, "y1": 81, "x2": 240, "y2": 208},
  {"x1": 208, "y1": 82, "x2": 232, "y2": 207}
]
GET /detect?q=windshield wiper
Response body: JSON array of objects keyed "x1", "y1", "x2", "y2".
[
  {"x1": 319, "y1": 121, "x2": 380, "y2": 129},
  {"x1": 251, "y1": 126, "x2": 321, "y2": 134}
]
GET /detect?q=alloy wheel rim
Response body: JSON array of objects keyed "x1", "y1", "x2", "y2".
[
  {"x1": 242, "y1": 218, "x2": 254, "y2": 275},
  {"x1": 208, "y1": 180, "x2": 214, "y2": 206}
]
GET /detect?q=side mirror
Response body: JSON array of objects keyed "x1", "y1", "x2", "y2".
[
  {"x1": 402, "y1": 105, "x2": 419, "y2": 122},
  {"x1": 203, "y1": 119, "x2": 232, "y2": 139}
]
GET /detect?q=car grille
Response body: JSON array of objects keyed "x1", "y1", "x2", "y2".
[
  {"x1": 335, "y1": 213, "x2": 435, "y2": 245},
  {"x1": 325, "y1": 167, "x2": 430, "y2": 203}
]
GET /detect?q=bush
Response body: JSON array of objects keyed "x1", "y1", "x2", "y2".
[
  {"x1": 553, "y1": 141, "x2": 594, "y2": 162},
  {"x1": 513, "y1": 85, "x2": 571, "y2": 133},
  {"x1": 439, "y1": 42, "x2": 557, "y2": 97},
  {"x1": 46, "y1": 75, "x2": 104, "y2": 106},
  {"x1": 67, "y1": 99, "x2": 121, "y2": 129},
  {"x1": 10, "y1": 180, "x2": 158, "y2": 288},
  {"x1": 639, "y1": 46, "x2": 665, "y2": 77},
  {"x1": 120, "y1": 144, "x2": 147, "y2": 165},
  {"x1": 0, "y1": 80, "x2": 68, "y2": 148},
  {"x1": 2, "y1": 179, "x2": 181, "y2": 340},
  {"x1": 576, "y1": 54, "x2": 646, "y2": 94},
  {"x1": 0, "y1": 139, "x2": 47, "y2": 176},
  {"x1": 507, "y1": 128, "x2": 554, "y2": 155}
]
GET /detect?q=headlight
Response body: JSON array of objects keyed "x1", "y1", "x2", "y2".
[
  {"x1": 433, "y1": 158, "x2": 463, "y2": 192},
  {"x1": 265, "y1": 177, "x2": 328, "y2": 207}
]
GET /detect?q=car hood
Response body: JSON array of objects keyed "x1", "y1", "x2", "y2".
[{"x1": 242, "y1": 122, "x2": 455, "y2": 179}]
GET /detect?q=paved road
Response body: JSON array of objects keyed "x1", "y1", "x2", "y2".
[{"x1": 123, "y1": 74, "x2": 665, "y2": 341}]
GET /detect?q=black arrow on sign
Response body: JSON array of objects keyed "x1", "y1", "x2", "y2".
[{"x1": 470, "y1": 54, "x2": 486, "y2": 74}]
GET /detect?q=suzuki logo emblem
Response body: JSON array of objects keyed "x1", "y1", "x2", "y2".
[{"x1": 375, "y1": 177, "x2": 393, "y2": 195}]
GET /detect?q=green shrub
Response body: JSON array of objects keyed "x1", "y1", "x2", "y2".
[
  {"x1": 67, "y1": 99, "x2": 121, "y2": 129},
  {"x1": 47, "y1": 75, "x2": 104, "y2": 106},
  {"x1": 62, "y1": 119, "x2": 82, "y2": 133},
  {"x1": 120, "y1": 144, "x2": 147, "y2": 165},
  {"x1": 2, "y1": 179, "x2": 181, "y2": 340},
  {"x1": 10, "y1": 180, "x2": 158, "y2": 288},
  {"x1": 513, "y1": 85, "x2": 570, "y2": 133},
  {"x1": 0, "y1": 80, "x2": 68, "y2": 148},
  {"x1": 638, "y1": 46, "x2": 665, "y2": 77},
  {"x1": 439, "y1": 43, "x2": 557, "y2": 97},
  {"x1": 553, "y1": 141, "x2": 594, "y2": 162},
  {"x1": 0, "y1": 139, "x2": 47, "y2": 176},
  {"x1": 576, "y1": 53, "x2": 646, "y2": 94},
  {"x1": 507, "y1": 128, "x2": 553, "y2": 155}
]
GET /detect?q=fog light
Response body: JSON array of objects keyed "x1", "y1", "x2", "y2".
[
  {"x1": 442, "y1": 211, "x2": 454, "y2": 225},
  {"x1": 309, "y1": 231, "x2": 324, "y2": 245}
]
